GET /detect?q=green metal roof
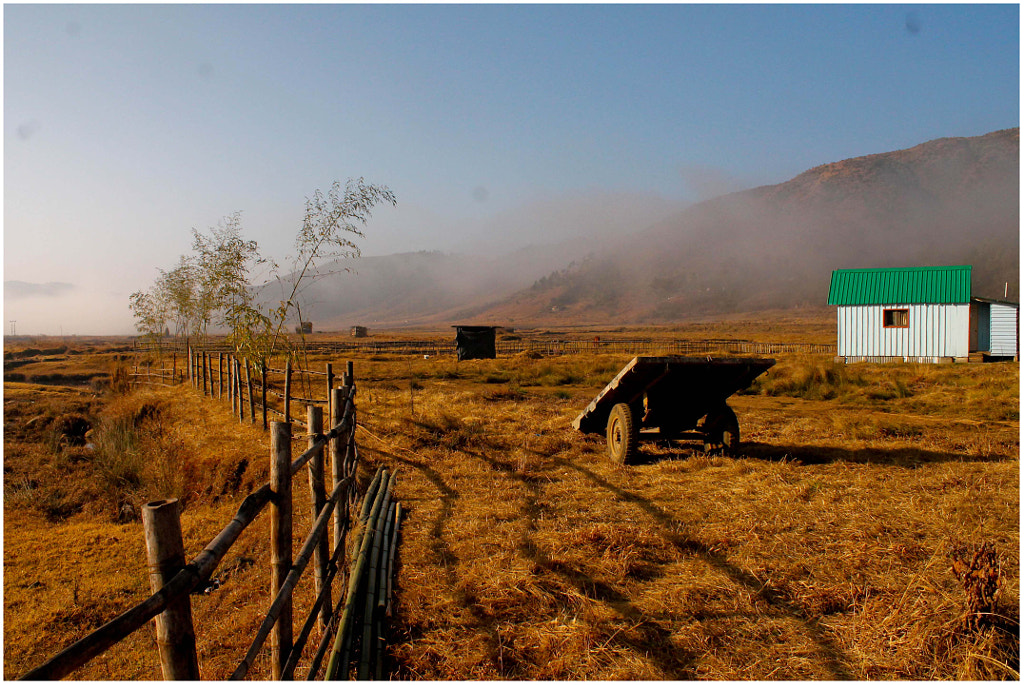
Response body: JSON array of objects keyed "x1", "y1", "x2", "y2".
[{"x1": 827, "y1": 266, "x2": 972, "y2": 305}]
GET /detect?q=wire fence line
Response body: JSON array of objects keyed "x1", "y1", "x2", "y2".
[{"x1": 133, "y1": 336, "x2": 836, "y2": 358}]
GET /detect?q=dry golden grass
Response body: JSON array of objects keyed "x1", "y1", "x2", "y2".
[
  {"x1": 353, "y1": 352, "x2": 1018, "y2": 679},
  {"x1": 3, "y1": 335, "x2": 1019, "y2": 680}
]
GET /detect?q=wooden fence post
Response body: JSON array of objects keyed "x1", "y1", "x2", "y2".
[
  {"x1": 228, "y1": 356, "x2": 235, "y2": 412},
  {"x1": 284, "y1": 358, "x2": 292, "y2": 425},
  {"x1": 325, "y1": 362, "x2": 334, "y2": 430},
  {"x1": 171, "y1": 353, "x2": 176, "y2": 385},
  {"x1": 201, "y1": 352, "x2": 208, "y2": 396},
  {"x1": 307, "y1": 405, "x2": 330, "y2": 630},
  {"x1": 270, "y1": 422, "x2": 293, "y2": 680},
  {"x1": 330, "y1": 387, "x2": 346, "y2": 557},
  {"x1": 142, "y1": 499, "x2": 200, "y2": 680},
  {"x1": 218, "y1": 353, "x2": 223, "y2": 400},
  {"x1": 245, "y1": 359, "x2": 255, "y2": 424},
  {"x1": 262, "y1": 364, "x2": 268, "y2": 431},
  {"x1": 342, "y1": 360, "x2": 354, "y2": 388},
  {"x1": 236, "y1": 358, "x2": 244, "y2": 424}
]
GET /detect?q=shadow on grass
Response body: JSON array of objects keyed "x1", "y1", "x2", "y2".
[
  {"x1": 461, "y1": 445, "x2": 699, "y2": 678},
  {"x1": 366, "y1": 432, "x2": 852, "y2": 678},
  {"x1": 619, "y1": 432, "x2": 1016, "y2": 467},
  {"x1": 547, "y1": 451, "x2": 854, "y2": 680}
]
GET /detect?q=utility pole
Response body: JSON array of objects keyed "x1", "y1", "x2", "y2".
[{"x1": 9, "y1": 321, "x2": 15, "y2": 336}]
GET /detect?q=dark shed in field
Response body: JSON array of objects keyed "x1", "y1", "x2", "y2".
[{"x1": 453, "y1": 325, "x2": 497, "y2": 360}]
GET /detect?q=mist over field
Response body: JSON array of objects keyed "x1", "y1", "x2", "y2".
[{"x1": 273, "y1": 129, "x2": 1020, "y2": 330}]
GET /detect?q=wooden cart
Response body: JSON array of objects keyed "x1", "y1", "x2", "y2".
[{"x1": 572, "y1": 356, "x2": 775, "y2": 463}]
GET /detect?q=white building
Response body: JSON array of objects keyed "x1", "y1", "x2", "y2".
[{"x1": 828, "y1": 265, "x2": 1018, "y2": 362}]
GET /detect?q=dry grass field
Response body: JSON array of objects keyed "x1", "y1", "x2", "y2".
[{"x1": 3, "y1": 326, "x2": 1019, "y2": 680}]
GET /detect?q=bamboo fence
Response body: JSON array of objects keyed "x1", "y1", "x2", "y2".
[{"x1": 21, "y1": 358, "x2": 402, "y2": 681}]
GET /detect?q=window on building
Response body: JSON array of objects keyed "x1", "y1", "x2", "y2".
[{"x1": 883, "y1": 308, "x2": 909, "y2": 328}]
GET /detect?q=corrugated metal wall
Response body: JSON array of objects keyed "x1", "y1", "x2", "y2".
[
  {"x1": 990, "y1": 303, "x2": 1018, "y2": 356},
  {"x1": 837, "y1": 304, "x2": 969, "y2": 358}
]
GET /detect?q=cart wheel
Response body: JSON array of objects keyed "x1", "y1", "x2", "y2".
[
  {"x1": 606, "y1": 402, "x2": 639, "y2": 464},
  {"x1": 702, "y1": 405, "x2": 740, "y2": 455}
]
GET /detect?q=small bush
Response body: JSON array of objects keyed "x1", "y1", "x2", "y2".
[{"x1": 92, "y1": 415, "x2": 146, "y2": 491}]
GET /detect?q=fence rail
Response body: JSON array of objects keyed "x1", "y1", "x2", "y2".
[{"x1": 21, "y1": 357, "x2": 399, "y2": 681}]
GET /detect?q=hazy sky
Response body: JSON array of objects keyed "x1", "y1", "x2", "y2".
[{"x1": 4, "y1": 3, "x2": 1019, "y2": 335}]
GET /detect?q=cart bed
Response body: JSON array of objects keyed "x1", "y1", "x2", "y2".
[{"x1": 572, "y1": 356, "x2": 775, "y2": 434}]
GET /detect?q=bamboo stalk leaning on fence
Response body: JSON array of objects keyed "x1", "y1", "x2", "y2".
[{"x1": 324, "y1": 465, "x2": 401, "y2": 681}]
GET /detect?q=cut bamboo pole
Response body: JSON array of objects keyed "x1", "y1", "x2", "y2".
[
  {"x1": 325, "y1": 471, "x2": 390, "y2": 681},
  {"x1": 377, "y1": 502, "x2": 396, "y2": 613},
  {"x1": 270, "y1": 422, "x2": 293, "y2": 680},
  {"x1": 385, "y1": 503, "x2": 401, "y2": 617},
  {"x1": 373, "y1": 501, "x2": 397, "y2": 680},
  {"x1": 360, "y1": 467, "x2": 385, "y2": 522},
  {"x1": 308, "y1": 404, "x2": 331, "y2": 631},
  {"x1": 359, "y1": 474, "x2": 393, "y2": 679},
  {"x1": 245, "y1": 359, "x2": 255, "y2": 424},
  {"x1": 142, "y1": 499, "x2": 200, "y2": 680}
]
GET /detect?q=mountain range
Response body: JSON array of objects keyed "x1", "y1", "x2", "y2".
[{"x1": 269, "y1": 128, "x2": 1019, "y2": 330}]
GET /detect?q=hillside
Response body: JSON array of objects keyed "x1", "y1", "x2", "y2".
[
  {"x1": 260, "y1": 241, "x2": 617, "y2": 331},
  {"x1": 272, "y1": 129, "x2": 1018, "y2": 329},
  {"x1": 483, "y1": 128, "x2": 1020, "y2": 324}
]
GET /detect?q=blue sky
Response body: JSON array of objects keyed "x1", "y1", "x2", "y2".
[{"x1": 4, "y1": 3, "x2": 1019, "y2": 334}]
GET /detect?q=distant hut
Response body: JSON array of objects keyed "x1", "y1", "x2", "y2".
[
  {"x1": 453, "y1": 325, "x2": 497, "y2": 360},
  {"x1": 828, "y1": 265, "x2": 1018, "y2": 362},
  {"x1": 351, "y1": 326, "x2": 369, "y2": 338}
]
